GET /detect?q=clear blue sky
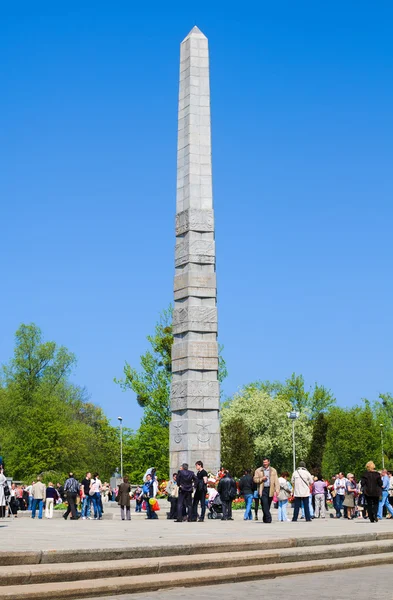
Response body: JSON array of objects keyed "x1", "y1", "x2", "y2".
[{"x1": 1, "y1": 1, "x2": 392, "y2": 429}]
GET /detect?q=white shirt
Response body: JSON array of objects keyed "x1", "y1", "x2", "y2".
[
  {"x1": 334, "y1": 478, "x2": 347, "y2": 495},
  {"x1": 90, "y1": 478, "x2": 102, "y2": 493}
]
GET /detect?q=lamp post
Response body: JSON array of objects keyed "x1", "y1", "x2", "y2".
[
  {"x1": 380, "y1": 424, "x2": 385, "y2": 470},
  {"x1": 118, "y1": 417, "x2": 123, "y2": 478},
  {"x1": 287, "y1": 410, "x2": 300, "y2": 473}
]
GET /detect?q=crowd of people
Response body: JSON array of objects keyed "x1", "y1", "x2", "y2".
[
  {"x1": 0, "y1": 470, "x2": 114, "y2": 520},
  {"x1": 163, "y1": 459, "x2": 393, "y2": 523},
  {"x1": 1, "y1": 459, "x2": 392, "y2": 524}
]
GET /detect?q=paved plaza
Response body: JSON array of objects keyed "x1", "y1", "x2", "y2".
[
  {"x1": 80, "y1": 566, "x2": 393, "y2": 600},
  {"x1": 1, "y1": 508, "x2": 392, "y2": 553}
]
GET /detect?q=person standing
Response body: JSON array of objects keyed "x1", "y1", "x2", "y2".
[
  {"x1": 89, "y1": 473, "x2": 102, "y2": 520},
  {"x1": 63, "y1": 473, "x2": 80, "y2": 520},
  {"x1": 31, "y1": 477, "x2": 46, "y2": 519},
  {"x1": 239, "y1": 469, "x2": 254, "y2": 521},
  {"x1": 176, "y1": 463, "x2": 196, "y2": 522},
  {"x1": 0, "y1": 471, "x2": 7, "y2": 519},
  {"x1": 166, "y1": 474, "x2": 178, "y2": 520},
  {"x1": 45, "y1": 482, "x2": 57, "y2": 519},
  {"x1": 117, "y1": 476, "x2": 132, "y2": 521},
  {"x1": 277, "y1": 471, "x2": 292, "y2": 522},
  {"x1": 360, "y1": 461, "x2": 383, "y2": 523},
  {"x1": 143, "y1": 473, "x2": 158, "y2": 519},
  {"x1": 81, "y1": 472, "x2": 92, "y2": 519},
  {"x1": 217, "y1": 470, "x2": 237, "y2": 521},
  {"x1": 192, "y1": 461, "x2": 208, "y2": 522},
  {"x1": 377, "y1": 469, "x2": 393, "y2": 520},
  {"x1": 343, "y1": 474, "x2": 357, "y2": 520},
  {"x1": 388, "y1": 471, "x2": 393, "y2": 515},
  {"x1": 291, "y1": 461, "x2": 314, "y2": 522},
  {"x1": 253, "y1": 458, "x2": 280, "y2": 523},
  {"x1": 312, "y1": 475, "x2": 327, "y2": 519},
  {"x1": 333, "y1": 472, "x2": 347, "y2": 518},
  {"x1": 134, "y1": 485, "x2": 143, "y2": 513},
  {"x1": 26, "y1": 481, "x2": 34, "y2": 511}
]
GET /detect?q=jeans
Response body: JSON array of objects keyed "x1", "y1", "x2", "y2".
[
  {"x1": 146, "y1": 500, "x2": 158, "y2": 519},
  {"x1": 45, "y1": 498, "x2": 54, "y2": 519},
  {"x1": 244, "y1": 494, "x2": 253, "y2": 520},
  {"x1": 292, "y1": 496, "x2": 311, "y2": 521},
  {"x1": 31, "y1": 499, "x2": 44, "y2": 519},
  {"x1": 92, "y1": 492, "x2": 102, "y2": 519},
  {"x1": 278, "y1": 499, "x2": 288, "y2": 521},
  {"x1": 28, "y1": 496, "x2": 33, "y2": 511},
  {"x1": 261, "y1": 487, "x2": 273, "y2": 523},
  {"x1": 378, "y1": 491, "x2": 393, "y2": 519},
  {"x1": 314, "y1": 494, "x2": 326, "y2": 518},
  {"x1": 81, "y1": 496, "x2": 92, "y2": 518},
  {"x1": 335, "y1": 493, "x2": 344, "y2": 517},
  {"x1": 135, "y1": 500, "x2": 142, "y2": 513},
  {"x1": 301, "y1": 495, "x2": 314, "y2": 518}
]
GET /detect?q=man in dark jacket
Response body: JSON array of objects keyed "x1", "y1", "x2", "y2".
[
  {"x1": 176, "y1": 463, "x2": 197, "y2": 522},
  {"x1": 239, "y1": 469, "x2": 254, "y2": 521},
  {"x1": 63, "y1": 473, "x2": 80, "y2": 520},
  {"x1": 217, "y1": 471, "x2": 237, "y2": 521}
]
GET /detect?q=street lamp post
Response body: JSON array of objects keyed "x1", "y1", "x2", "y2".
[
  {"x1": 287, "y1": 411, "x2": 300, "y2": 473},
  {"x1": 380, "y1": 424, "x2": 385, "y2": 470},
  {"x1": 118, "y1": 417, "x2": 123, "y2": 478}
]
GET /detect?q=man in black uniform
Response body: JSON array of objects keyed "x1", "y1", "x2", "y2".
[
  {"x1": 192, "y1": 461, "x2": 208, "y2": 522},
  {"x1": 176, "y1": 463, "x2": 196, "y2": 522}
]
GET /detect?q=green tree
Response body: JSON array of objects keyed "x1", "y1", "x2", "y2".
[
  {"x1": 250, "y1": 373, "x2": 335, "y2": 419},
  {"x1": 221, "y1": 416, "x2": 254, "y2": 477},
  {"x1": 116, "y1": 306, "x2": 227, "y2": 480},
  {"x1": 307, "y1": 412, "x2": 328, "y2": 474},
  {"x1": 0, "y1": 324, "x2": 118, "y2": 481},
  {"x1": 115, "y1": 307, "x2": 173, "y2": 427},
  {"x1": 322, "y1": 403, "x2": 380, "y2": 478},
  {"x1": 221, "y1": 384, "x2": 313, "y2": 472}
]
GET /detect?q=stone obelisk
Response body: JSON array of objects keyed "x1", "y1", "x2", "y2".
[{"x1": 169, "y1": 26, "x2": 220, "y2": 475}]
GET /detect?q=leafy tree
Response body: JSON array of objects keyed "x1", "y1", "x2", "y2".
[
  {"x1": 221, "y1": 416, "x2": 254, "y2": 477},
  {"x1": 249, "y1": 373, "x2": 335, "y2": 419},
  {"x1": 307, "y1": 412, "x2": 328, "y2": 475},
  {"x1": 322, "y1": 403, "x2": 380, "y2": 478},
  {"x1": 0, "y1": 324, "x2": 118, "y2": 481},
  {"x1": 116, "y1": 306, "x2": 227, "y2": 481},
  {"x1": 221, "y1": 384, "x2": 313, "y2": 472},
  {"x1": 115, "y1": 307, "x2": 173, "y2": 427}
]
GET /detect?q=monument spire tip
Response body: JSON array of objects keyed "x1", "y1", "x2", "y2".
[{"x1": 182, "y1": 25, "x2": 207, "y2": 41}]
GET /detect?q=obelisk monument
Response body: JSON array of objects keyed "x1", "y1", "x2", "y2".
[{"x1": 170, "y1": 26, "x2": 220, "y2": 475}]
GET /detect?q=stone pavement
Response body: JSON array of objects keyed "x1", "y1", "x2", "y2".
[
  {"x1": 1, "y1": 509, "x2": 392, "y2": 552},
  {"x1": 80, "y1": 565, "x2": 393, "y2": 600}
]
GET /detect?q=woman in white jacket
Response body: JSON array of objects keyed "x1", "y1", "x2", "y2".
[{"x1": 291, "y1": 461, "x2": 314, "y2": 522}]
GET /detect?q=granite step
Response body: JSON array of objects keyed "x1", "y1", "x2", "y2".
[
  {"x1": 1, "y1": 539, "x2": 393, "y2": 586},
  {"x1": 1, "y1": 552, "x2": 393, "y2": 599},
  {"x1": 2, "y1": 531, "x2": 393, "y2": 566}
]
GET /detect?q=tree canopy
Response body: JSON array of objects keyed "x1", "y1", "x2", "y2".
[{"x1": 0, "y1": 324, "x2": 119, "y2": 481}]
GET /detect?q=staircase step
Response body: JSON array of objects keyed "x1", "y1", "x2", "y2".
[
  {"x1": 1, "y1": 552, "x2": 393, "y2": 599},
  {"x1": 1, "y1": 540, "x2": 393, "y2": 586},
  {"x1": 2, "y1": 531, "x2": 393, "y2": 566}
]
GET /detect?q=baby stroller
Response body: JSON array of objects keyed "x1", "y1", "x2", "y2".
[{"x1": 207, "y1": 493, "x2": 223, "y2": 519}]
